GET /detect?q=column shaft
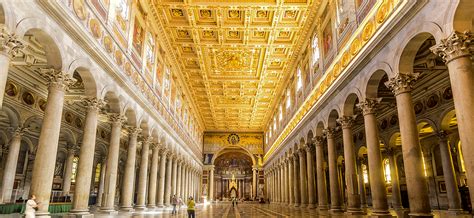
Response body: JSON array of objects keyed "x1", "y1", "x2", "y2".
[
  {"x1": 388, "y1": 153, "x2": 403, "y2": 209},
  {"x1": 386, "y1": 73, "x2": 431, "y2": 216},
  {"x1": 299, "y1": 151, "x2": 308, "y2": 206},
  {"x1": 30, "y1": 70, "x2": 74, "y2": 214},
  {"x1": 209, "y1": 168, "x2": 215, "y2": 201},
  {"x1": 96, "y1": 162, "x2": 106, "y2": 207},
  {"x1": 316, "y1": 138, "x2": 328, "y2": 210},
  {"x1": 292, "y1": 156, "x2": 301, "y2": 206},
  {"x1": 326, "y1": 129, "x2": 343, "y2": 212},
  {"x1": 164, "y1": 156, "x2": 172, "y2": 206},
  {"x1": 119, "y1": 128, "x2": 140, "y2": 211},
  {"x1": 171, "y1": 159, "x2": 177, "y2": 196},
  {"x1": 62, "y1": 150, "x2": 75, "y2": 195},
  {"x1": 100, "y1": 115, "x2": 125, "y2": 212},
  {"x1": 176, "y1": 162, "x2": 182, "y2": 198},
  {"x1": 306, "y1": 146, "x2": 316, "y2": 208},
  {"x1": 438, "y1": 133, "x2": 462, "y2": 211},
  {"x1": 147, "y1": 147, "x2": 159, "y2": 208},
  {"x1": 136, "y1": 139, "x2": 150, "y2": 209},
  {"x1": 0, "y1": 129, "x2": 24, "y2": 203},
  {"x1": 288, "y1": 159, "x2": 294, "y2": 206}
]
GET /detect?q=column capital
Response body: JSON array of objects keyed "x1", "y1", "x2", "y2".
[
  {"x1": 356, "y1": 98, "x2": 382, "y2": 115},
  {"x1": 313, "y1": 136, "x2": 325, "y2": 147},
  {"x1": 108, "y1": 113, "x2": 127, "y2": 125},
  {"x1": 436, "y1": 130, "x2": 449, "y2": 141},
  {"x1": 83, "y1": 97, "x2": 106, "y2": 112},
  {"x1": 127, "y1": 126, "x2": 142, "y2": 136},
  {"x1": 40, "y1": 68, "x2": 77, "y2": 91},
  {"x1": 0, "y1": 27, "x2": 25, "y2": 58},
  {"x1": 142, "y1": 136, "x2": 153, "y2": 145},
  {"x1": 323, "y1": 127, "x2": 338, "y2": 139},
  {"x1": 9, "y1": 126, "x2": 28, "y2": 138},
  {"x1": 337, "y1": 115, "x2": 357, "y2": 129},
  {"x1": 305, "y1": 143, "x2": 315, "y2": 153},
  {"x1": 65, "y1": 143, "x2": 78, "y2": 155},
  {"x1": 384, "y1": 72, "x2": 420, "y2": 96},
  {"x1": 384, "y1": 147, "x2": 396, "y2": 156},
  {"x1": 431, "y1": 31, "x2": 473, "y2": 64}
]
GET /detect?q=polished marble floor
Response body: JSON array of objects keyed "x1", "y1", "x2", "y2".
[
  {"x1": 1, "y1": 202, "x2": 472, "y2": 217},
  {"x1": 90, "y1": 202, "x2": 471, "y2": 218}
]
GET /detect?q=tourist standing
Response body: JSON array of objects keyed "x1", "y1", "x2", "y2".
[
  {"x1": 171, "y1": 194, "x2": 178, "y2": 215},
  {"x1": 24, "y1": 195, "x2": 38, "y2": 218},
  {"x1": 187, "y1": 197, "x2": 195, "y2": 218}
]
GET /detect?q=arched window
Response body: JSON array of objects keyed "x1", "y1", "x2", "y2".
[
  {"x1": 71, "y1": 157, "x2": 80, "y2": 183},
  {"x1": 273, "y1": 118, "x2": 277, "y2": 130},
  {"x1": 145, "y1": 33, "x2": 155, "y2": 64},
  {"x1": 286, "y1": 89, "x2": 291, "y2": 109},
  {"x1": 296, "y1": 68, "x2": 303, "y2": 91},
  {"x1": 362, "y1": 164, "x2": 368, "y2": 184},
  {"x1": 311, "y1": 35, "x2": 320, "y2": 66},
  {"x1": 95, "y1": 163, "x2": 102, "y2": 183},
  {"x1": 458, "y1": 141, "x2": 466, "y2": 173},
  {"x1": 383, "y1": 159, "x2": 391, "y2": 184},
  {"x1": 278, "y1": 105, "x2": 283, "y2": 122}
]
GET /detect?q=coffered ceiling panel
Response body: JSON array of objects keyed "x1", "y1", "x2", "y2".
[{"x1": 150, "y1": 0, "x2": 318, "y2": 131}]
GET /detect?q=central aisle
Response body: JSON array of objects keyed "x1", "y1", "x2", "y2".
[{"x1": 88, "y1": 203, "x2": 472, "y2": 217}]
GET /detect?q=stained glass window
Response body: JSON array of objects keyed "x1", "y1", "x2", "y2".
[
  {"x1": 384, "y1": 159, "x2": 391, "y2": 184},
  {"x1": 71, "y1": 157, "x2": 80, "y2": 183},
  {"x1": 95, "y1": 163, "x2": 101, "y2": 183}
]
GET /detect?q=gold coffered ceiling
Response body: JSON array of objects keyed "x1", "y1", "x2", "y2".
[{"x1": 150, "y1": 0, "x2": 318, "y2": 131}]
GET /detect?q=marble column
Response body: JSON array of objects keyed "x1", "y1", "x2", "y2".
[
  {"x1": 96, "y1": 160, "x2": 106, "y2": 207},
  {"x1": 325, "y1": 128, "x2": 343, "y2": 213},
  {"x1": 0, "y1": 127, "x2": 26, "y2": 203},
  {"x1": 315, "y1": 136, "x2": 329, "y2": 210},
  {"x1": 282, "y1": 164, "x2": 287, "y2": 203},
  {"x1": 431, "y1": 32, "x2": 474, "y2": 209},
  {"x1": 182, "y1": 165, "x2": 187, "y2": 198},
  {"x1": 386, "y1": 149, "x2": 403, "y2": 209},
  {"x1": 337, "y1": 116, "x2": 363, "y2": 213},
  {"x1": 147, "y1": 144, "x2": 159, "y2": 208},
  {"x1": 305, "y1": 144, "x2": 316, "y2": 208},
  {"x1": 437, "y1": 132, "x2": 462, "y2": 212},
  {"x1": 292, "y1": 154, "x2": 301, "y2": 207},
  {"x1": 171, "y1": 157, "x2": 178, "y2": 196},
  {"x1": 385, "y1": 73, "x2": 431, "y2": 216},
  {"x1": 357, "y1": 158, "x2": 368, "y2": 208},
  {"x1": 29, "y1": 69, "x2": 75, "y2": 215},
  {"x1": 209, "y1": 166, "x2": 215, "y2": 201},
  {"x1": 136, "y1": 137, "x2": 152, "y2": 210},
  {"x1": 280, "y1": 164, "x2": 285, "y2": 203},
  {"x1": 70, "y1": 98, "x2": 105, "y2": 214},
  {"x1": 156, "y1": 150, "x2": 167, "y2": 207},
  {"x1": 0, "y1": 27, "x2": 24, "y2": 109},
  {"x1": 357, "y1": 98, "x2": 390, "y2": 215},
  {"x1": 252, "y1": 167, "x2": 258, "y2": 200},
  {"x1": 298, "y1": 149, "x2": 308, "y2": 207},
  {"x1": 288, "y1": 157, "x2": 294, "y2": 206},
  {"x1": 62, "y1": 145, "x2": 76, "y2": 195},
  {"x1": 119, "y1": 127, "x2": 141, "y2": 211},
  {"x1": 100, "y1": 114, "x2": 127, "y2": 213},
  {"x1": 276, "y1": 166, "x2": 281, "y2": 203},
  {"x1": 164, "y1": 154, "x2": 173, "y2": 206},
  {"x1": 176, "y1": 161, "x2": 182, "y2": 198}
]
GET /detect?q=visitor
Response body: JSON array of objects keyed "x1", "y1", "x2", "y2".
[
  {"x1": 171, "y1": 194, "x2": 178, "y2": 215},
  {"x1": 187, "y1": 196, "x2": 195, "y2": 218},
  {"x1": 178, "y1": 196, "x2": 184, "y2": 211},
  {"x1": 24, "y1": 194, "x2": 38, "y2": 218}
]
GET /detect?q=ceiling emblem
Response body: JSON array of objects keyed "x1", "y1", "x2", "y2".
[
  {"x1": 171, "y1": 9, "x2": 184, "y2": 17},
  {"x1": 177, "y1": 30, "x2": 190, "y2": 38},
  {"x1": 216, "y1": 50, "x2": 250, "y2": 70},
  {"x1": 284, "y1": 10, "x2": 297, "y2": 19},
  {"x1": 256, "y1": 10, "x2": 268, "y2": 18},
  {"x1": 228, "y1": 133, "x2": 240, "y2": 145},
  {"x1": 228, "y1": 10, "x2": 240, "y2": 18},
  {"x1": 200, "y1": 10, "x2": 212, "y2": 18},
  {"x1": 228, "y1": 31, "x2": 240, "y2": 38}
]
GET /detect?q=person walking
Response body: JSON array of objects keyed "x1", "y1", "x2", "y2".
[
  {"x1": 171, "y1": 194, "x2": 178, "y2": 215},
  {"x1": 178, "y1": 196, "x2": 183, "y2": 211},
  {"x1": 187, "y1": 196, "x2": 195, "y2": 218},
  {"x1": 24, "y1": 194, "x2": 38, "y2": 218}
]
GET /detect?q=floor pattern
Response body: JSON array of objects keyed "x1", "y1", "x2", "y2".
[{"x1": 1, "y1": 203, "x2": 472, "y2": 217}]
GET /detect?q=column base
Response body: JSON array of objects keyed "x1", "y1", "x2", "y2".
[
  {"x1": 293, "y1": 204, "x2": 300, "y2": 207},
  {"x1": 299, "y1": 203, "x2": 308, "y2": 208},
  {"x1": 119, "y1": 206, "x2": 134, "y2": 212},
  {"x1": 330, "y1": 207, "x2": 344, "y2": 214},
  {"x1": 307, "y1": 204, "x2": 317, "y2": 209},
  {"x1": 345, "y1": 209, "x2": 366, "y2": 215},
  {"x1": 66, "y1": 211, "x2": 94, "y2": 218},
  {"x1": 318, "y1": 205, "x2": 329, "y2": 212},
  {"x1": 134, "y1": 205, "x2": 147, "y2": 211},
  {"x1": 98, "y1": 208, "x2": 118, "y2": 215},
  {"x1": 147, "y1": 205, "x2": 156, "y2": 210},
  {"x1": 156, "y1": 203, "x2": 164, "y2": 208},
  {"x1": 407, "y1": 212, "x2": 433, "y2": 217},
  {"x1": 446, "y1": 209, "x2": 467, "y2": 215},
  {"x1": 35, "y1": 211, "x2": 51, "y2": 217}
]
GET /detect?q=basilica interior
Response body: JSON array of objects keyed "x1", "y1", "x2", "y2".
[{"x1": 0, "y1": 0, "x2": 473, "y2": 217}]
